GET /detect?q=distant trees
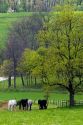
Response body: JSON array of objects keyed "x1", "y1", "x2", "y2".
[
  {"x1": 0, "y1": 0, "x2": 83, "y2": 12},
  {"x1": 0, "y1": 0, "x2": 8, "y2": 13},
  {"x1": 5, "y1": 13, "x2": 44, "y2": 88}
]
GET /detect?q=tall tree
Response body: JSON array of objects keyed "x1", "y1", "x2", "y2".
[{"x1": 36, "y1": 5, "x2": 83, "y2": 106}]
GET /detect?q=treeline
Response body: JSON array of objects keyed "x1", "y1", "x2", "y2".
[
  {"x1": 0, "y1": 13, "x2": 44, "y2": 88},
  {"x1": 0, "y1": 0, "x2": 83, "y2": 13}
]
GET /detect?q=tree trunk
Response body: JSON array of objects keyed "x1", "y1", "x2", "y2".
[
  {"x1": 13, "y1": 51, "x2": 17, "y2": 88},
  {"x1": 8, "y1": 75, "x2": 11, "y2": 88},
  {"x1": 13, "y1": 65, "x2": 16, "y2": 88},
  {"x1": 14, "y1": 74, "x2": 16, "y2": 88},
  {"x1": 34, "y1": 77, "x2": 37, "y2": 86},
  {"x1": 21, "y1": 74, "x2": 25, "y2": 86},
  {"x1": 31, "y1": 75, "x2": 33, "y2": 85},
  {"x1": 28, "y1": 71, "x2": 31, "y2": 86},
  {"x1": 69, "y1": 91, "x2": 75, "y2": 107},
  {"x1": 26, "y1": 74, "x2": 29, "y2": 86}
]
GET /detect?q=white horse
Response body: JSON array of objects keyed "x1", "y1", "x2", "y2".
[
  {"x1": 28, "y1": 99, "x2": 33, "y2": 110},
  {"x1": 8, "y1": 100, "x2": 17, "y2": 111}
]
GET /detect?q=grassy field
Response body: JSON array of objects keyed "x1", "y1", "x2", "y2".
[
  {"x1": 0, "y1": 12, "x2": 32, "y2": 48},
  {"x1": 0, "y1": 91, "x2": 83, "y2": 125},
  {"x1": 0, "y1": 90, "x2": 83, "y2": 101},
  {"x1": 0, "y1": 103, "x2": 83, "y2": 125}
]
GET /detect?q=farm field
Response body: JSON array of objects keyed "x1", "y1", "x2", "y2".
[
  {"x1": 0, "y1": 103, "x2": 83, "y2": 125},
  {"x1": 0, "y1": 91, "x2": 83, "y2": 125}
]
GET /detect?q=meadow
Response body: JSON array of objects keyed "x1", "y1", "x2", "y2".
[
  {"x1": 0, "y1": 91, "x2": 83, "y2": 125},
  {"x1": 0, "y1": 91, "x2": 83, "y2": 101},
  {"x1": 0, "y1": 106, "x2": 83, "y2": 125}
]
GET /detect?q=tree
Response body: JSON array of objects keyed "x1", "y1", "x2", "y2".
[
  {"x1": 36, "y1": 5, "x2": 83, "y2": 106},
  {"x1": 0, "y1": 59, "x2": 13, "y2": 88},
  {"x1": 17, "y1": 48, "x2": 39, "y2": 86}
]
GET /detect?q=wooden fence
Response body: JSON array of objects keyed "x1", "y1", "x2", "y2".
[
  {"x1": 0, "y1": 100, "x2": 83, "y2": 108},
  {"x1": 33, "y1": 100, "x2": 83, "y2": 108}
]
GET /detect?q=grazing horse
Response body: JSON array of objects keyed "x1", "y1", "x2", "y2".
[
  {"x1": 8, "y1": 100, "x2": 17, "y2": 111},
  {"x1": 17, "y1": 99, "x2": 28, "y2": 110},
  {"x1": 38, "y1": 99, "x2": 47, "y2": 109},
  {"x1": 17, "y1": 99, "x2": 33, "y2": 110},
  {"x1": 28, "y1": 99, "x2": 33, "y2": 111}
]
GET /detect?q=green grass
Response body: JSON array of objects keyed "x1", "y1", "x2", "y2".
[
  {"x1": 0, "y1": 91, "x2": 83, "y2": 101},
  {"x1": 0, "y1": 12, "x2": 32, "y2": 48},
  {"x1": 0, "y1": 106, "x2": 83, "y2": 125},
  {"x1": 0, "y1": 91, "x2": 83, "y2": 125}
]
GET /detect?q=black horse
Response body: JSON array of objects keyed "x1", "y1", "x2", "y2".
[
  {"x1": 17, "y1": 99, "x2": 28, "y2": 110},
  {"x1": 38, "y1": 99, "x2": 47, "y2": 109}
]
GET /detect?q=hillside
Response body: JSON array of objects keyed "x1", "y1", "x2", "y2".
[
  {"x1": 0, "y1": 12, "x2": 32, "y2": 48},
  {"x1": 0, "y1": 11, "x2": 83, "y2": 49}
]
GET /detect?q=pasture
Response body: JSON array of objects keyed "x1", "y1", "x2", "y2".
[
  {"x1": 0, "y1": 91, "x2": 83, "y2": 101},
  {"x1": 0, "y1": 102, "x2": 83, "y2": 125},
  {"x1": 0, "y1": 91, "x2": 83, "y2": 125},
  {"x1": 0, "y1": 107, "x2": 83, "y2": 125}
]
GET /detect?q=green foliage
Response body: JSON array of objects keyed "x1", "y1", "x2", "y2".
[
  {"x1": 0, "y1": 1, "x2": 8, "y2": 13},
  {"x1": 0, "y1": 60, "x2": 13, "y2": 76},
  {"x1": 17, "y1": 48, "x2": 39, "y2": 74}
]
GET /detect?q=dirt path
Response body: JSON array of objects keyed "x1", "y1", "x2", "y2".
[{"x1": 0, "y1": 101, "x2": 8, "y2": 109}]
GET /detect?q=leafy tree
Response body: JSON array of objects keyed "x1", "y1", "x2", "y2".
[
  {"x1": 36, "y1": 5, "x2": 83, "y2": 106},
  {"x1": 17, "y1": 48, "x2": 39, "y2": 86}
]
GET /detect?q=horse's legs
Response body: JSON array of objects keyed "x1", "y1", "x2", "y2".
[
  {"x1": 13, "y1": 105, "x2": 16, "y2": 111},
  {"x1": 8, "y1": 104, "x2": 10, "y2": 110},
  {"x1": 26, "y1": 103, "x2": 28, "y2": 110},
  {"x1": 8, "y1": 104, "x2": 12, "y2": 111},
  {"x1": 10, "y1": 105, "x2": 13, "y2": 111},
  {"x1": 30, "y1": 105, "x2": 31, "y2": 110},
  {"x1": 23, "y1": 106, "x2": 24, "y2": 110},
  {"x1": 19, "y1": 103, "x2": 21, "y2": 110}
]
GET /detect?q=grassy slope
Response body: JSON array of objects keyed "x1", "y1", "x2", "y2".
[
  {"x1": 0, "y1": 11, "x2": 83, "y2": 48},
  {"x1": 0, "y1": 12, "x2": 32, "y2": 48}
]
